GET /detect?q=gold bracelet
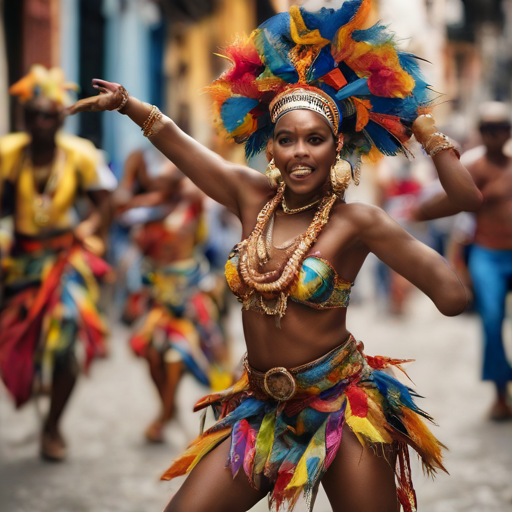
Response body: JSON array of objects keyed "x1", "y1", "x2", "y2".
[
  {"x1": 141, "y1": 105, "x2": 162, "y2": 137},
  {"x1": 423, "y1": 132, "x2": 460, "y2": 160},
  {"x1": 115, "y1": 86, "x2": 130, "y2": 113}
]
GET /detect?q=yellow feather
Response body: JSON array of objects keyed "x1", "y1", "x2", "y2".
[{"x1": 345, "y1": 400, "x2": 389, "y2": 444}]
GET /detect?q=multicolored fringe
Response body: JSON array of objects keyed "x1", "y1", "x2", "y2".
[
  {"x1": 0, "y1": 244, "x2": 110, "y2": 407},
  {"x1": 162, "y1": 337, "x2": 446, "y2": 512},
  {"x1": 129, "y1": 260, "x2": 228, "y2": 390}
]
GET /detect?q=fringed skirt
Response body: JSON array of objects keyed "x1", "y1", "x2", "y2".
[
  {"x1": 162, "y1": 334, "x2": 446, "y2": 512},
  {"x1": 129, "y1": 259, "x2": 228, "y2": 389},
  {"x1": 0, "y1": 234, "x2": 110, "y2": 407}
]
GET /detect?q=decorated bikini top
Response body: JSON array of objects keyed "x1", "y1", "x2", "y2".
[{"x1": 226, "y1": 248, "x2": 353, "y2": 312}]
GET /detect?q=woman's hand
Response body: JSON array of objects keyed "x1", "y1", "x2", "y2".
[
  {"x1": 66, "y1": 79, "x2": 127, "y2": 115},
  {"x1": 412, "y1": 114, "x2": 437, "y2": 145}
]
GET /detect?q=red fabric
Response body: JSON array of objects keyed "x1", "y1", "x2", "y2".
[
  {"x1": 345, "y1": 385, "x2": 368, "y2": 417},
  {"x1": 0, "y1": 255, "x2": 67, "y2": 407}
]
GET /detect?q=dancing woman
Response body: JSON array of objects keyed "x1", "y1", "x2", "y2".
[
  {"x1": 115, "y1": 155, "x2": 230, "y2": 442},
  {"x1": 0, "y1": 66, "x2": 113, "y2": 461},
  {"x1": 68, "y1": 2, "x2": 482, "y2": 510}
]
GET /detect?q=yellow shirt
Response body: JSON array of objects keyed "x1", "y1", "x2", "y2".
[{"x1": 0, "y1": 132, "x2": 101, "y2": 236}]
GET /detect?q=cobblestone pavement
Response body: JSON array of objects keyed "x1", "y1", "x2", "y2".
[{"x1": 1, "y1": 292, "x2": 512, "y2": 512}]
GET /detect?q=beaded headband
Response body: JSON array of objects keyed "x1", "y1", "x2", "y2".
[{"x1": 270, "y1": 87, "x2": 340, "y2": 135}]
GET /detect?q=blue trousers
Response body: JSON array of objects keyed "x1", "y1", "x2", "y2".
[{"x1": 468, "y1": 244, "x2": 512, "y2": 387}]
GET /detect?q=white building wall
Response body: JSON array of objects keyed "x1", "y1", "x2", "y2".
[
  {"x1": 102, "y1": 0, "x2": 160, "y2": 175},
  {"x1": 60, "y1": 0, "x2": 80, "y2": 134}
]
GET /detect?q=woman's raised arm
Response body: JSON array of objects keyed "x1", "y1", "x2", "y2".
[
  {"x1": 353, "y1": 203, "x2": 467, "y2": 316},
  {"x1": 67, "y1": 79, "x2": 269, "y2": 217},
  {"x1": 412, "y1": 115, "x2": 483, "y2": 214}
]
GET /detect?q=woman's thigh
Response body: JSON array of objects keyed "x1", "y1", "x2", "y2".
[
  {"x1": 321, "y1": 424, "x2": 399, "y2": 512},
  {"x1": 164, "y1": 437, "x2": 270, "y2": 512}
]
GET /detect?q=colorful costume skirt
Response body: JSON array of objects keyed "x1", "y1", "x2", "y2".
[
  {"x1": 0, "y1": 233, "x2": 110, "y2": 407},
  {"x1": 162, "y1": 335, "x2": 446, "y2": 512},
  {"x1": 129, "y1": 258, "x2": 228, "y2": 389}
]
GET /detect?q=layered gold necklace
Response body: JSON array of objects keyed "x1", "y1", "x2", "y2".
[{"x1": 238, "y1": 185, "x2": 337, "y2": 322}]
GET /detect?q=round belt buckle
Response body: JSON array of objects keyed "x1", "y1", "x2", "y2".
[{"x1": 264, "y1": 367, "x2": 296, "y2": 401}]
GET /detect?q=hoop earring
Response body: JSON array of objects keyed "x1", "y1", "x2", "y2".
[
  {"x1": 265, "y1": 158, "x2": 282, "y2": 189},
  {"x1": 330, "y1": 153, "x2": 352, "y2": 196}
]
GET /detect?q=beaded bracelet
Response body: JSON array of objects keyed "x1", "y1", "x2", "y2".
[{"x1": 114, "y1": 86, "x2": 130, "y2": 113}]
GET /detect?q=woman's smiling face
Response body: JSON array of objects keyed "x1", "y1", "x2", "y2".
[{"x1": 269, "y1": 109, "x2": 337, "y2": 198}]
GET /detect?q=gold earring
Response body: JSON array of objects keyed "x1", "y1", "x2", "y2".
[
  {"x1": 330, "y1": 154, "x2": 352, "y2": 196},
  {"x1": 265, "y1": 158, "x2": 282, "y2": 189}
]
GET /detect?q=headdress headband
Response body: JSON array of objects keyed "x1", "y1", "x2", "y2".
[
  {"x1": 270, "y1": 86, "x2": 340, "y2": 135},
  {"x1": 9, "y1": 64, "x2": 79, "y2": 107},
  {"x1": 206, "y1": 0, "x2": 433, "y2": 167}
]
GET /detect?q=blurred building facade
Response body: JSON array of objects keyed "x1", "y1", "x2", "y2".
[{"x1": 1, "y1": 0, "x2": 512, "y2": 167}]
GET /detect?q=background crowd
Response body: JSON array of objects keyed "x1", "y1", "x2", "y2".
[{"x1": 1, "y1": 1, "x2": 512, "y2": 511}]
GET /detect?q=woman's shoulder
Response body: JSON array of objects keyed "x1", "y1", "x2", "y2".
[{"x1": 333, "y1": 200, "x2": 386, "y2": 227}]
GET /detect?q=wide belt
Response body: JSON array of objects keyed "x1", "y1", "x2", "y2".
[{"x1": 243, "y1": 335, "x2": 361, "y2": 402}]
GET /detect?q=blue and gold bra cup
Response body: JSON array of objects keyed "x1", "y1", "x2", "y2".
[{"x1": 225, "y1": 246, "x2": 353, "y2": 310}]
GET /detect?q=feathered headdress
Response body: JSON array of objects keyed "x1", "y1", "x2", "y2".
[
  {"x1": 9, "y1": 64, "x2": 79, "y2": 107},
  {"x1": 206, "y1": 0, "x2": 432, "y2": 169}
]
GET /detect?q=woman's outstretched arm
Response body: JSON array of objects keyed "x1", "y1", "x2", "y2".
[
  {"x1": 353, "y1": 203, "x2": 467, "y2": 316},
  {"x1": 67, "y1": 80, "x2": 269, "y2": 218}
]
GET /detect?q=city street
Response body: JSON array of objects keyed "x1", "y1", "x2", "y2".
[{"x1": 1, "y1": 291, "x2": 512, "y2": 512}]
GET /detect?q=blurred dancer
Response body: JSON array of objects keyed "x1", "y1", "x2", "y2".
[
  {"x1": 0, "y1": 66, "x2": 114, "y2": 460},
  {"x1": 414, "y1": 102, "x2": 512, "y2": 420},
  {"x1": 115, "y1": 150, "x2": 230, "y2": 443}
]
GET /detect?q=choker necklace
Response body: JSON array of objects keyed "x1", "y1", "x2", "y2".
[{"x1": 281, "y1": 195, "x2": 320, "y2": 215}]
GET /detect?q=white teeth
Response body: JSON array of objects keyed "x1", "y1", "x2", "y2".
[{"x1": 290, "y1": 166, "x2": 313, "y2": 176}]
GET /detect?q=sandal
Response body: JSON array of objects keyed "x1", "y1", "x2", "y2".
[
  {"x1": 40, "y1": 430, "x2": 67, "y2": 461},
  {"x1": 145, "y1": 421, "x2": 165, "y2": 443}
]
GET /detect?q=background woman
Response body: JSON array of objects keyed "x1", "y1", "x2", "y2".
[
  {"x1": 68, "y1": 1, "x2": 482, "y2": 510},
  {"x1": 113, "y1": 151, "x2": 230, "y2": 443}
]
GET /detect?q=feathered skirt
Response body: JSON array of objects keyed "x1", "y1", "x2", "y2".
[
  {"x1": 162, "y1": 334, "x2": 446, "y2": 511},
  {"x1": 0, "y1": 233, "x2": 110, "y2": 407},
  {"x1": 129, "y1": 258, "x2": 228, "y2": 389}
]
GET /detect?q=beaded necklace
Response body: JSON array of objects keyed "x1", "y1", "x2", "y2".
[{"x1": 238, "y1": 185, "x2": 337, "y2": 322}]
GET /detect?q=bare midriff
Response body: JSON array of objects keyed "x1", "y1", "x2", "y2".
[
  {"x1": 474, "y1": 203, "x2": 512, "y2": 250},
  {"x1": 135, "y1": 220, "x2": 199, "y2": 265},
  {"x1": 242, "y1": 303, "x2": 350, "y2": 371},
  {"x1": 471, "y1": 156, "x2": 512, "y2": 250}
]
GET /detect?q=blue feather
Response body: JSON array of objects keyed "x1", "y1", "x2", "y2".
[
  {"x1": 301, "y1": 3, "x2": 364, "y2": 40},
  {"x1": 245, "y1": 123, "x2": 274, "y2": 159},
  {"x1": 335, "y1": 78, "x2": 370, "y2": 100},
  {"x1": 221, "y1": 97, "x2": 259, "y2": 133},
  {"x1": 353, "y1": 22, "x2": 394, "y2": 45},
  {"x1": 363, "y1": 121, "x2": 403, "y2": 156},
  {"x1": 372, "y1": 371, "x2": 431, "y2": 420}
]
